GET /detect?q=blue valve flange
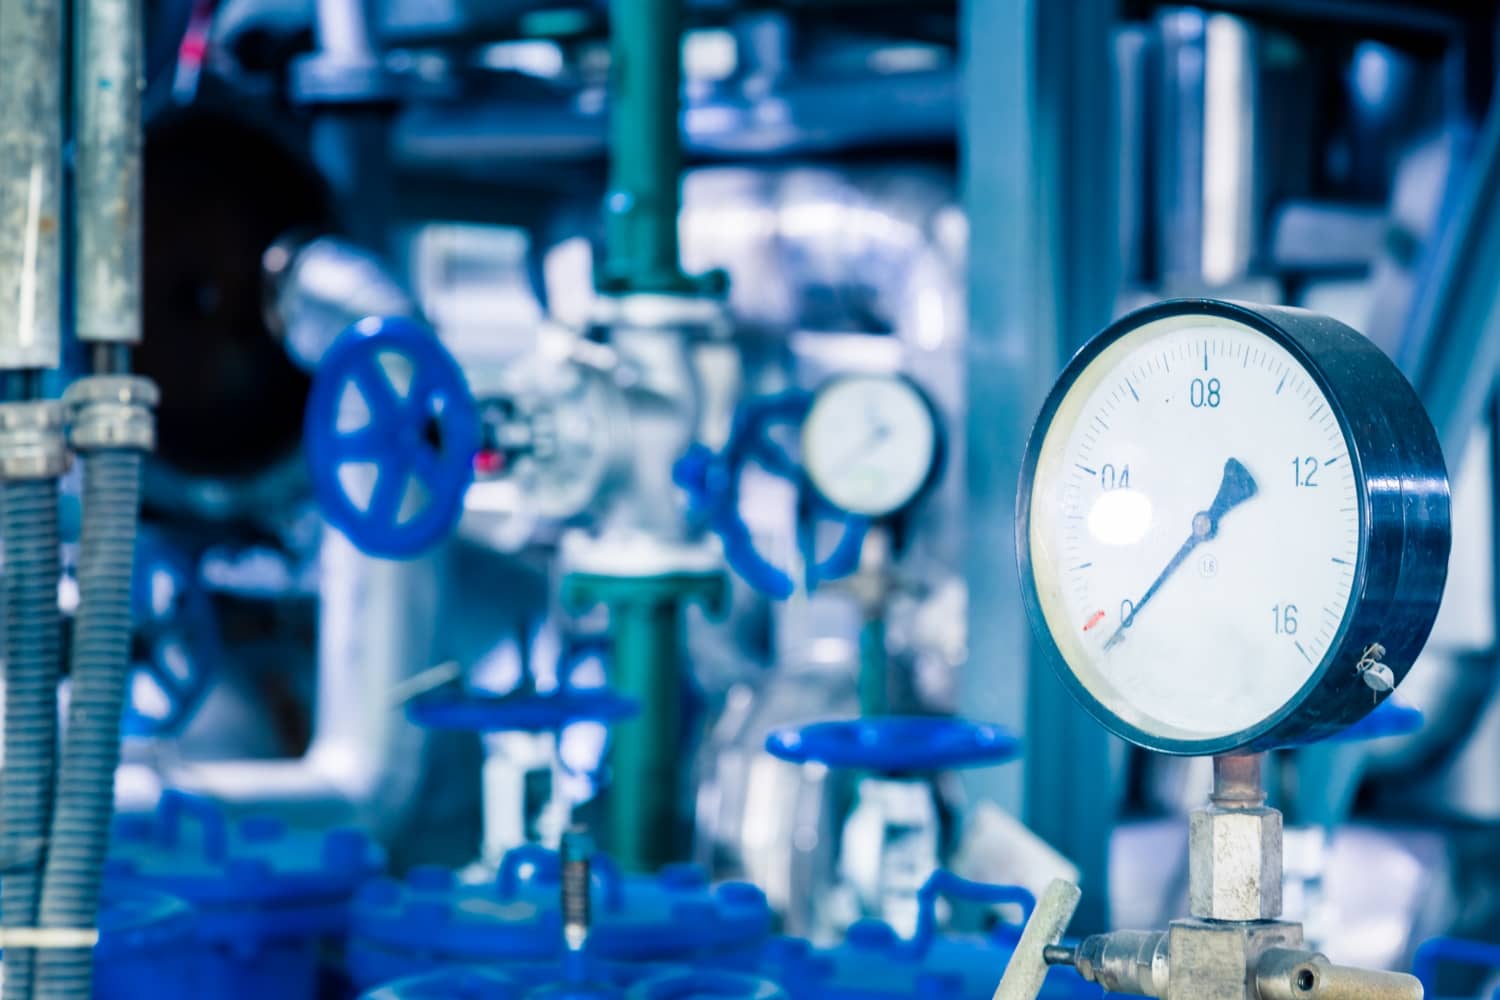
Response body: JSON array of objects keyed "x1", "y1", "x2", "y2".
[
  {"x1": 304, "y1": 316, "x2": 481, "y2": 558},
  {"x1": 674, "y1": 392, "x2": 869, "y2": 599},
  {"x1": 765, "y1": 716, "x2": 1021, "y2": 774},
  {"x1": 1328, "y1": 699, "x2": 1423, "y2": 743},
  {"x1": 405, "y1": 688, "x2": 639, "y2": 734}
]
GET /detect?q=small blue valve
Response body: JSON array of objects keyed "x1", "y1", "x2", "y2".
[
  {"x1": 304, "y1": 316, "x2": 481, "y2": 558},
  {"x1": 1328, "y1": 699, "x2": 1423, "y2": 743},
  {"x1": 674, "y1": 391, "x2": 870, "y2": 599}
]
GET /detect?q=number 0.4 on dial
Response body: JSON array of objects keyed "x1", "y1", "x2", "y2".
[{"x1": 1017, "y1": 300, "x2": 1450, "y2": 755}]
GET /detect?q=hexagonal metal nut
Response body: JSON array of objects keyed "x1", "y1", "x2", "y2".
[
  {"x1": 1166, "y1": 918, "x2": 1302, "y2": 1000},
  {"x1": 1188, "y1": 805, "x2": 1283, "y2": 921}
]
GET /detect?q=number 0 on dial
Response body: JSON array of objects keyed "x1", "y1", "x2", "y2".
[{"x1": 1017, "y1": 299, "x2": 1451, "y2": 754}]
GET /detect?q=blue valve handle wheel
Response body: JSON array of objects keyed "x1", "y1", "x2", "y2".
[
  {"x1": 765, "y1": 716, "x2": 1021, "y2": 774},
  {"x1": 404, "y1": 687, "x2": 639, "y2": 733},
  {"x1": 304, "y1": 316, "x2": 481, "y2": 558},
  {"x1": 674, "y1": 391, "x2": 870, "y2": 599}
]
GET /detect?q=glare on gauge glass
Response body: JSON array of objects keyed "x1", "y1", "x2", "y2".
[
  {"x1": 1026, "y1": 313, "x2": 1360, "y2": 744},
  {"x1": 802, "y1": 375, "x2": 937, "y2": 517}
]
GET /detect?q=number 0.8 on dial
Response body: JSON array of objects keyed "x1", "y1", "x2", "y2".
[{"x1": 1017, "y1": 300, "x2": 1450, "y2": 755}]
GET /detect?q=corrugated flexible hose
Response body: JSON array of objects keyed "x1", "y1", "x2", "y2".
[
  {"x1": 0, "y1": 479, "x2": 64, "y2": 1000},
  {"x1": 35, "y1": 451, "x2": 144, "y2": 999}
]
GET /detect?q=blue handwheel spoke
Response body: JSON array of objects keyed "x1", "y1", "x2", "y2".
[
  {"x1": 349, "y1": 353, "x2": 402, "y2": 421},
  {"x1": 366, "y1": 461, "x2": 411, "y2": 527},
  {"x1": 335, "y1": 426, "x2": 388, "y2": 463},
  {"x1": 141, "y1": 653, "x2": 192, "y2": 706}
]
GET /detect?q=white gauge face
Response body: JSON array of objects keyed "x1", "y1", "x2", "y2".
[
  {"x1": 803, "y1": 375, "x2": 938, "y2": 517},
  {"x1": 1027, "y1": 313, "x2": 1361, "y2": 745}
]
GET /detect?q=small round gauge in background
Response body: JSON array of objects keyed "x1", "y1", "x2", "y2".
[
  {"x1": 1017, "y1": 299, "x2": 1450, "y2": 755},
  {"x1": 802, "y1": 374, "x2": 940, "y2": 518}
]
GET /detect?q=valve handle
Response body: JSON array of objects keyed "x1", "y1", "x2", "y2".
[
  {"x1": 993, "y1": 880, "x2": 1083, "y2": 1000},
  {"x1": 304, "y1": 316, "x2": 481, "y2": 558},
  {"x1": 764, "y1": 716, "x2": 1021, "y2": 774},
  {"x1": 673, "y1": 391, "x2": 869, "y2": 599}
]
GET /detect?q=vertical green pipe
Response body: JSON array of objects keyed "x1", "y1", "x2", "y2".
[
  {"x1": 858, "y1": 616, "x2": 888, "y2": 717},
  {"x1": 604, "y1": 595, "x2": 684, "y2": 871},
  {"x1": 565, "y1": 572, "x2": 724, "y2": 872},
  {"x1": 602, "y1": 0, "x2": 689, "y2": 293}
]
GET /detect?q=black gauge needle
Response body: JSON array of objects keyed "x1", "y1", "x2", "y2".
[{"x1": 1102, "y1": 457, "x2": 1258, "y2": 651}]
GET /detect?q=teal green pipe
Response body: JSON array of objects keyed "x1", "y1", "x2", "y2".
[
  {"x1": 601, "y1": 0, "x2": 691, "y2": 293},
  {"x1": 858, "y1": 616, "x2": 888, "y2": 717},
  {"x1": 564, "y1": 572, "x2": 725, "y2": 872},
  {"x1": 606, "y1": 595, "x2": 684, "y2": 870}
]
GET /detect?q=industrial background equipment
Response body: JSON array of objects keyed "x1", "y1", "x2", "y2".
[{"x1": 0, "y1": 0, "x2": 1496, "y2": 997}]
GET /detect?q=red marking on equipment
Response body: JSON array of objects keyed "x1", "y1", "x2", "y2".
[
  {"x1": 1082, "y1": 610, "x2": 1105, "y2": 632},
  {"x1": 474, "y1": 450, "x2": 505, "y2": 476}
]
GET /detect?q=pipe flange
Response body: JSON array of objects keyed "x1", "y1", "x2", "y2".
[
  {"x1": 65, "y1": 375, "x2": 159, "y2": 452},
  {"x1": 589, "y1": 293, "x2": 732, "y2": 340},
  {"x1": 0, "y1": 401, "x2": 70, "y2": 478}
]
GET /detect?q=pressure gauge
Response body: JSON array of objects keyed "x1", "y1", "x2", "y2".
[
  {"x1": 1018, "y1": 300, "x2": 1450, "y2": 755},
  {"x1": 802, "y1": 374, "x2": 940, "y2": 518}
]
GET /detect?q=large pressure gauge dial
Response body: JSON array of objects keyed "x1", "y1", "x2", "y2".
[
  {"x1": 802, "y1": 374, "x2": 941, "y2": 518},
  {"x1": 1018, "y1": 300, "x2": 1450, "y2": 755}
]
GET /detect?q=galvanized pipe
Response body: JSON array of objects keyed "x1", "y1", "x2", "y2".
[
  {"x1": 73, "y1": 0, "x2": 143, "y2": 348},
  {"x1": 0, "y1": 4, "x2": 67, "y2": 998},
  {"x1": 0, "y1": 0, "x2": 64, "y2": 370},
  {"x1": 32, "y1": 0, "x2": 153, "y2": 994}
]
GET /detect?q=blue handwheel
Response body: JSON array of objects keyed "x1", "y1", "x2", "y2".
[
  {"x1": 765, "y1": 716, "x2": 1021, "y2": 774},
  {"x1": 304, "y1": 316, "x2": 481, "y2": 558},
  {"x1": 405, "y1": 687, "x2": 639, "y2": 733},
  {"x1": 123, "y1": 532, "x2": 218, "y2": 737},
  {"x1": 674, "y1": 391, "x2": 870, "y2": 599}
]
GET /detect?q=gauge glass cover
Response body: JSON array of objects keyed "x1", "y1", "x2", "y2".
[
  {"x1": 802, "y1": 375, "x2": 937, "y2": 517},
  {"x1": 1026, "y1": 313, "x2": 1362, "y2": 744}
]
